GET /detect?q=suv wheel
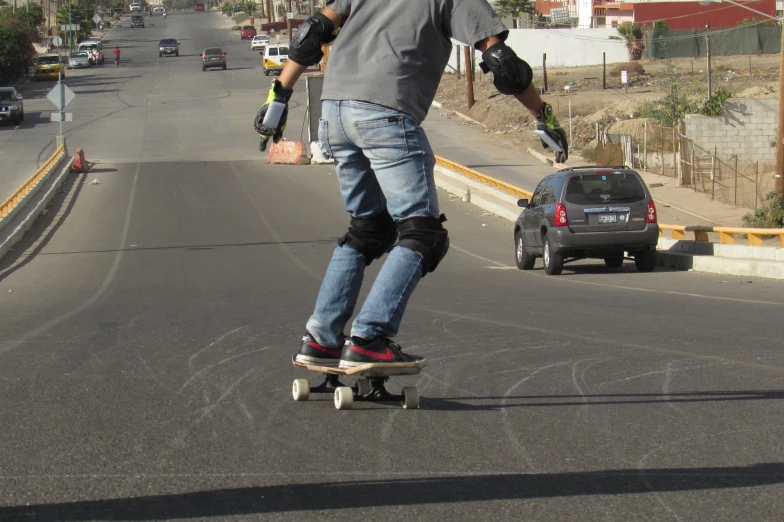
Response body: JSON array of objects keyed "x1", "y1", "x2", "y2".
[
  {"x1": 514, "y1": 231, "x2": 535, "y2": 270},
  {"x1": 543, "y1": 236, "x2": 563, "y2": 275},
  {"x1": 634, "y1": 250, "x2": 657, "y2": 272},
  {"x1": 604, "y1": 254, "x2": 624, "y2": 268}
]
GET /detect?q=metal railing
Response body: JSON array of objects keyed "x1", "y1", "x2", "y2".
[
  {"x1": 434, "y1": 156, "x2": 533, "y2": 199},
  {"x1": 0, "y1": 144, "x2": 66, "y2": 223},
  {"x1": 659, "y1": 224, "x2": 784, "y2": 248}
]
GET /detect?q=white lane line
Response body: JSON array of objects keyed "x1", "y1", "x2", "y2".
[
  {"x1": 452, "y1": 245, "x2": 784, "y2": 306},
  {"x1": 0, "y1": 163, "x2": 140, "y2": 355}
]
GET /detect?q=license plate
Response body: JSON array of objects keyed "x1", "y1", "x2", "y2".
[
  {"x1": 210, "y1": 57, "x2": 219, "y2": 60},
  {"x1": 598, "y1": 214, "x2": 617, "y2": 224}
]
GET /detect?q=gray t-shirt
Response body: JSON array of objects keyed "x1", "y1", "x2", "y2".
[{"x1": 322, "y1": 0, "x2": 507, "y2": 123}]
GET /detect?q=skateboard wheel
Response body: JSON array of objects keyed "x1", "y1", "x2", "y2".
[
  {"x1": 292, "y1": 379, "x2": 310, "y2": 401},
  {"x1": 402, "y1": 387, "x2": 420, "y2": 409},
  {"x1": 334, "y1": 386, "x2": 353, "y2": 410},
  {"x1": 356, "y1": 378, "x2": 371, "y2": 396}
]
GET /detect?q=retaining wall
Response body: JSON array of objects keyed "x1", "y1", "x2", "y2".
[{"x1": 683, "y1": 98, "x2": 778, "y2": 163}]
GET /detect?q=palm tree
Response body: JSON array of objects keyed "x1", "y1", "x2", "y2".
[{"x1": 617, "y1": 23, "x2": 644, "y2": 60}]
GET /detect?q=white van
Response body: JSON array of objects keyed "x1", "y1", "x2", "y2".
[
  {"x1": 129, "y1": 2, "x2": 141, "y2": 12},
  {"x1": 262, "y1": 45, "x2": 288, "y2": 76}
]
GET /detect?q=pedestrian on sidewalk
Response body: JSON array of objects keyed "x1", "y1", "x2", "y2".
[{"x1": 254, "y1": 0, "x2": 568, "y2": 368}]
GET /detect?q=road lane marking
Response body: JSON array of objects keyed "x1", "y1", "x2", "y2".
[
  {"x1": 0, "y1": 163, "x2": 140, "y2": 355},
  {"x1": 452, "y1": 245, "x2": 784, "y2": 306}
]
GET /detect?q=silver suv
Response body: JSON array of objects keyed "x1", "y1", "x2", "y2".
[
  {"x1": 514, "y1": 166, "x2": 659, "y2": 275},
  {"x1": 0, "y1": 87, "x2": 24, "y2": 125}
]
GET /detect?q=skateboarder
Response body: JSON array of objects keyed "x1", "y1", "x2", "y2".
[{"x1": 254, "y1": 0, "x2": 568, "y2": 369}]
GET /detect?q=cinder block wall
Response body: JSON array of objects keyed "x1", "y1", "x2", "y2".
[{"x1": 683, "y1": 99, "x2": 778, "y2": 163}]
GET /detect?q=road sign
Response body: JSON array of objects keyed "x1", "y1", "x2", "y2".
[
  {"x1": 92, "y1": 14, "x2": 102, "y2": 24},
  {"x1": 621, "y1": 70, "x2": 628, "y2": 84},
  {"x1": 50, "y1": 113, "x2": 73, "y2": 122},
  {"x1": 47, "y1": 82, "x2": 76, "y2": 110},
  {"x1": 60, "y1": 24, "x2": 79, "y2": 31},
  {"x1": 287, "y1": 12, "x2": 294, "y2": 19}
]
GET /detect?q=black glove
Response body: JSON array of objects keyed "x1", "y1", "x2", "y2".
[
  {"x1": 535, "y1": 102, "x2": 569, "y2": 164},
  {"x1": 253, "y1": 79, "x2": 294, "y2": 152}
]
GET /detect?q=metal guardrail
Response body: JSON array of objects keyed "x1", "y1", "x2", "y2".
[
  {"x1": 659, "y1": 224, "x2": 784, "y2": 248},
  {"x1": 0, "y1": 144, "x2": 66, "y2": 223},
  {"x1": 435, "y1": 155, "x2": 784, "y2": 249},
  {"x1": 435, "y1": 156, "x2": 533, "y2": 199}
]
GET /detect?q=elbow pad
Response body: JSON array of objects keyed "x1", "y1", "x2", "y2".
[
  {"x1": 289, "y1": 13, "x2": 337, "y2": 66},
  {"x1": 479, "y1": 42, "x2": 533, "y2": 96}
]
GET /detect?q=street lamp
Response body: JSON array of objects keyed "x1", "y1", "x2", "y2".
[{"x1": 698, "y1": 0, "x2": 784, "y2": 196}]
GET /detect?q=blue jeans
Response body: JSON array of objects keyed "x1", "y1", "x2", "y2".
[{"x1": 305, "y1": 100, "x2": 440, "y2": 348}]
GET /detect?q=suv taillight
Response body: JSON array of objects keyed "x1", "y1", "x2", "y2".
[
  {"x1": 646, "y1": 200, "x2": 657, "y2": 223},
  {"x1": 222, "y1": 53, "x2": 226, "y2": 58},
  {"x1": 554, "y1": 203, "x2": 568, "y2": 227}
]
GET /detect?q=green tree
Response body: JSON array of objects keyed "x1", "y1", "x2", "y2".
[
  {"x1": 494, "y1": 0, "x2": 535, "y2": 28},
  {"x1": 0, "y1": 23, "x2": 35, "y2": 85}
]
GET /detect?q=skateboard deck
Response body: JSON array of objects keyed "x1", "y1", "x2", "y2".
[{"x1": 292, "y1": 357, "x2": 426, "y2": 377}]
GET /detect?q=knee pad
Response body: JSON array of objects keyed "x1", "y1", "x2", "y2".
[
  {"x1": 397, "y1": 214, "x2": 449, "y2": 277},
  {"x1": 338, "y1": 211, "x2": 398, "y2": 265}
]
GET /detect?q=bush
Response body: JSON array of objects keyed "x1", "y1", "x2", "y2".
[
  {"x1": 581, "y1": 145, "x2": 599, "y2": 162},
  {"x1": 232, "y1": 13, "x2": 248, "y2": 24},
  {"x1": 610, "y1": 62, "x2": 645, "y2": 77},
  {"x1": 104, "y1": 21, "x2": 111, "y2": 29},
  {"x1": 596, "y1": 143, "x2": 624, "y2": 166},
  {"x1": 0, "y1": 24, "x2": 35, "y2": 86},
  {"x1": 231, "y1": 25, "x2": 241, "y2": 30},
  {"x1": 743, "y1": 192, "x2": 784, "y2": 229}
]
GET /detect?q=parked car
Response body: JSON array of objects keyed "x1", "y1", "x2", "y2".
[
  {"x1": 201, "y1": 47, "x2": 227, "y2": 71},
  {"x1": 158, "y1": 38, "x2": 180, "y2": 57},
  {"x1": 77, "y1": 42, "x2": 104, "y2": 63},
  {"x1": 0, "y1": 87, "x2": 24, "y2": 125},
  {"x1": 240, "y1": 25, "x2": 257, "y2": 39},
  {"x1": 69, "y1": 50, "x2": 91, "y2": 68},
  {"x1": 153, "y1": 6, "x2": 164, "y2": 13},
  {"x1": 194, "y1": 2, "x2": 205, "y2": 11},
  {"x1": 131, "y1": 15, "x2": 145, "y2": 27},
  {"x1": 261, "y1": 44, "x2": 288, "y2": 76},
  {"x1": 35, "y1": 54, "x2": 64, "y2": 80},
  {"x1": 513, "y1": 166, "x2": 659, "y2": 275},
  {"x1": 129, "y1": 2, "x2": 141, "y2": 12},
  {"x1": 251, "y1": 34, "x2": 268, "y2": 50}
]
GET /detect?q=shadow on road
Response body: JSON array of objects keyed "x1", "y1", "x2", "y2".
[
  {"x1": 1, "y1": 463, "x2": 783, "y2": 519},
  {"x1": 423, "y1": 390, "x2": 784, "y2": 411},
  {"x1": 35, "y1": 238, "x2": 338, "y2": 256}
]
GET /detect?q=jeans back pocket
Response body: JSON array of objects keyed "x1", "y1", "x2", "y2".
[
  {"x1": 354, "y1": 116, "x2": 408, "y2": 162},
  {"x1": 318, "y1": 118, "x2": 333, "y2": 159}
]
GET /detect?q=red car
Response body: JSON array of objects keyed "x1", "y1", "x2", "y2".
[
  {"x1": 194, "y1": 3, "x2": 205, "y2": 11},
  {"x1": 240, "y1": 25, "x2": 257, "y2": 39}
]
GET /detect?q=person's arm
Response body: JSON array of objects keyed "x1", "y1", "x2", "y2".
[
  {"x1": 278, "y1": 7, "x2": 341, "y2": 89},
  {"x1": 476, "y1": 36, "x2": 543, "y2": 118}
]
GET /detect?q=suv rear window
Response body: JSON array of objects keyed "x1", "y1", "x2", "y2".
[
  {"x1": 564, "y1": 173, "x2": 646, "y2": 205},
  {"x1": 243, "y1": 26, "x2": 254, "y2": 30},
  {"x1": 204, "y1": 48, "x2": 222, "y2": 55}
]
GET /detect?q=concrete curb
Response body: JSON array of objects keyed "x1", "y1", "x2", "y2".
[
  {"x1": 433, "y1": 165, "x2": 521, "y2": 222},
  {"x1": 431, "y1": 101, "x2": 485, "y2": 128},
  {"x1": 1, "y1": 149, "x2": 67, "y2": 232},
  {"x1": 657, "y1": 250, "x2": 784, "y2": 279},
  {"x1": 0, "y1": 157, "x2": 76, "y2": 261}
]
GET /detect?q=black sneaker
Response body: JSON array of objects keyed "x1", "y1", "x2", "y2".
[
  {"x1": 295, "y1": 333, "x2": 343, "y2": 368},
  {"x1": 339, "y1": 337, "x2": 425, "y2": 369}
]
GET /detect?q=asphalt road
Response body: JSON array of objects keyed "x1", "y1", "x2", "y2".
[{"x1": 2, "y1": 11, "x2": 784, "y2": 521}]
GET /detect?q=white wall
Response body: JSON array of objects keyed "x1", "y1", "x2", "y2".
[{"x1": 446, "y1": 28, "x2": 629, "y2": 72}]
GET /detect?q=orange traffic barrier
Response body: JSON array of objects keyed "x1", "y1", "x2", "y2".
[
  {"x1": 268, "y1": 140, "x2": 308, "y2": 165},
  {"x1": 71, "y1": 149, "x2": 90, "y2": 173}
]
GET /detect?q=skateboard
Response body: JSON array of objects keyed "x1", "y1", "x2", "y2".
[{"x1": 291, "y1": 356, "x2": 426, "y2": 410}]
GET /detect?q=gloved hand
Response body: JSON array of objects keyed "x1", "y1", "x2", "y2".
[
  {"x1": 535, "y1": 102, "x2": 569, "y2": 164},
  {"x1": 253, "y1": 79, "x2": 294, "y2": 152}
]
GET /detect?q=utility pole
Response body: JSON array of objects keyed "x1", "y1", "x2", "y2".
[
  {"x1": 776, "y1": 21, "x2": 784, "y2": 196},
  {"x1": 706, "y1": 20, "x2": 712, "y2": 98},
  {"x1": 286, "y1": 0, "x2": 291, "y2": 38}
]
